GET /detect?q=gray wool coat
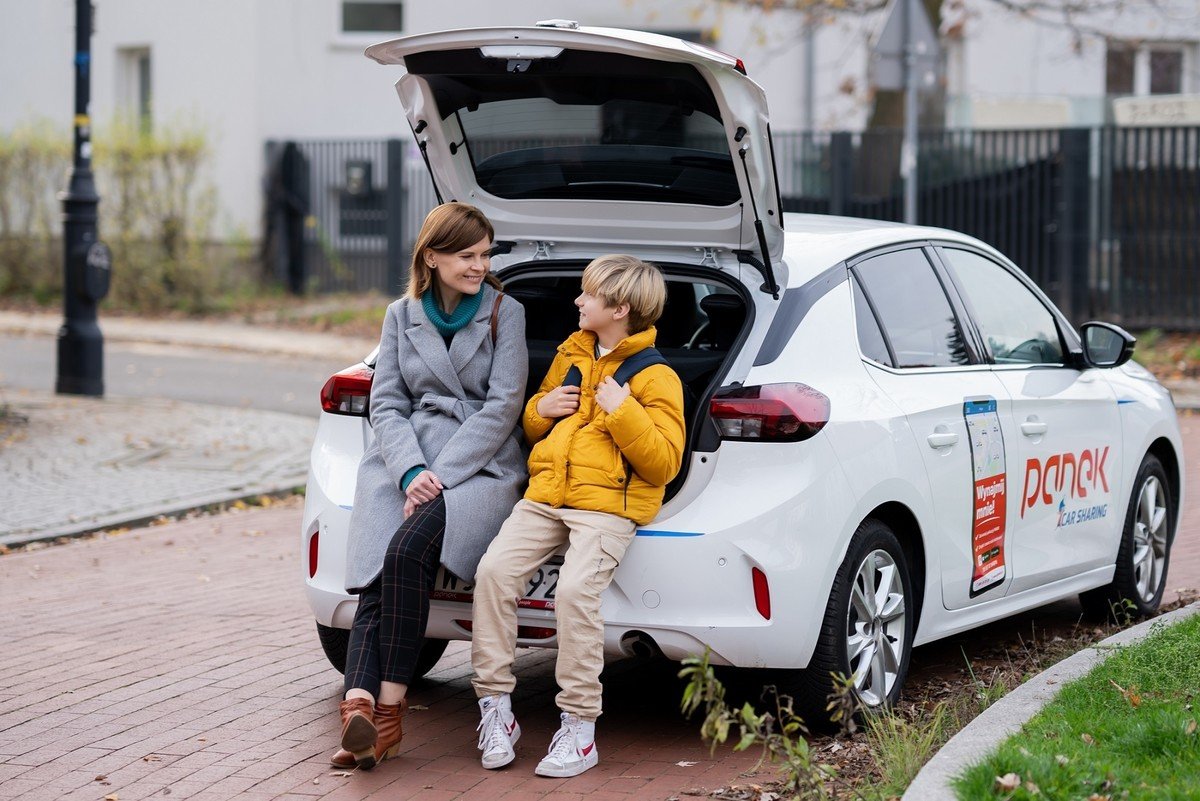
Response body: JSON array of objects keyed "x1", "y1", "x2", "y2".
[{"x1": 345, "y1": 284, "x2": 529, "y2": 592}]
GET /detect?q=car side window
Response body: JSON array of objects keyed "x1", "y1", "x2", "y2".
[
  {"x1": 853, "y1": 249, "x2": 971, "y2": 369},
  {"x1": 940, "y1": 248, "x2": 1064, "y2": 366},
  {"x1": 851, "y1": 275, "x2": 893, "y2": 366}
]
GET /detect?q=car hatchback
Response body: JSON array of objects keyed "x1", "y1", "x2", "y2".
[{"x1": 302, "y1": 21, "x2": 1184, "y2": 722}]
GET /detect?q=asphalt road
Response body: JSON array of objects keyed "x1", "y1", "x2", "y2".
[{"x1": 0, "y1": 333, "x2": 354, "y2": 417}]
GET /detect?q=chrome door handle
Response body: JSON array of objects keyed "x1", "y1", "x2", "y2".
[
  {"x1": 1021, "y1": 421, "x2": 1048, "y2": 437},
  {"x1": 927, "y1": 431, "x2": 959, "y2": 449}
]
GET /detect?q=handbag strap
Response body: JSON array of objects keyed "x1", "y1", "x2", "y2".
[{"x1": 490, "y1": 291, "x2": 504, "y2": 345}]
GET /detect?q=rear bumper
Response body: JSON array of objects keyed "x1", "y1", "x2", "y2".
[{"x1": 304, "y1": 435, "x2": 856, "y2": 670}]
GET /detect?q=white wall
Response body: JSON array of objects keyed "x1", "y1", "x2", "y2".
[{"x1": 3, "y1": 0, "x2": 1198, "y2": 237}]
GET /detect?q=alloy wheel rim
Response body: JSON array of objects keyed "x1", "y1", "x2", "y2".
[
  {"x1": 1132, "y1": 475, "x2": 1168, "y2": 604},
  {"x1": 845, "y1": 549, "x2": 907, "y2": 708}
]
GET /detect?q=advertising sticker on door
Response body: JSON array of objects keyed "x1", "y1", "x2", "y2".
[{"x1": 965, "y1": 398, "x2": 1007, "y2": 595}]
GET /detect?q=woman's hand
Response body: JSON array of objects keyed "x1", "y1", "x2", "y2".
[
  {"x1": 403, "y1": 496, "x2": 418, "y2": 518},
  {"x1": 536, "y1": 385, "x2": 581, "y2": 419},
  {"x1": 405, "y1": 469, "x2": 443, "y2": 503}
]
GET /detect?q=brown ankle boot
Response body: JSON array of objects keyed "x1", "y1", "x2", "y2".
[
  {"x1": 371, "y1": 698, "x2": 408, "y2": 766},
  {"x1": 331, "y1": 697, "x2": 377, "y2": 769}
]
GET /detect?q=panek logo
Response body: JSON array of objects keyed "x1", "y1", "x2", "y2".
[{"x1": 1021, "y1": 446, "x2": 1110, "y2": 518}]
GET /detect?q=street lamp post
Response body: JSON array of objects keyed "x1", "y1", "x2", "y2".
[{"x1": 56, "y1": 0, "x2": 110, "y2": 397}]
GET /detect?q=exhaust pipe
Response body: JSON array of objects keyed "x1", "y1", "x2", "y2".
[{"x1": 619, "y1": 630, "x2": 661, "y2": 660}]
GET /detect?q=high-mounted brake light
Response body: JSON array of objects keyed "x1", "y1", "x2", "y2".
[
  {"x1": 709, "y1": 382, "x2": 829, "y2": 442},
  {"x1": 320, "y1": 363, "x2": 374, "y2": 416}
]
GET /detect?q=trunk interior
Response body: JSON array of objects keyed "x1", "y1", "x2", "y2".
[{"x1": 501, "y1": 261, "x2": 752, "y2": 501}]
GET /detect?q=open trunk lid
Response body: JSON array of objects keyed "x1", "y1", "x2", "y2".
[{"x1": 365, "y1": 24, "x2": 784, "y2": 270}]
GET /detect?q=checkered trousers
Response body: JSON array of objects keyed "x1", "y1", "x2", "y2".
[{"x1": 344, "y1": 495, "x2": 446, "y2": 696}]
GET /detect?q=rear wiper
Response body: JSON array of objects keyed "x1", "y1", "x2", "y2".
[{"x1": 735, "y1": 127, "x2": 779, "y2": 300}]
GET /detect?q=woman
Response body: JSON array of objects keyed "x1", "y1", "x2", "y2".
[{"x1": 331, "y1": 202, "x2": 528, "y2": 770}]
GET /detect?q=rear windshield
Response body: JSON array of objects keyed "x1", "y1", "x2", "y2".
[{"x1": 405, "y1": 49, "x2": 739, "y2": 206}]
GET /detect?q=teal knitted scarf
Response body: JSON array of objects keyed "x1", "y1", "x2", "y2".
[{"x1": 422, "y1": 287, "x2": 482, "y2": 336}]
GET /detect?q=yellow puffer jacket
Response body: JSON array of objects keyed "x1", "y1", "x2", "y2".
[{"x1": 523, "y1": 327, "x2": 686, "y2": 524}]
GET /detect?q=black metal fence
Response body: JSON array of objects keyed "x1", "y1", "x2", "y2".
[{"x1": 271, "y1": 126, "x2": 1200, "y2": 330}]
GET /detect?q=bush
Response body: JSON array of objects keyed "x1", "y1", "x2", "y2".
[{"x1": 0, "y1": 118, "x2": 257, "y2": 313}]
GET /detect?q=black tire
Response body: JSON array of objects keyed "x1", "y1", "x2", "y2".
[
  {"x1": 1080, "y1": 454, "x2": 1173, "y2": 621},
  {"x1": 315, "y1": 622, "x2": 449, "y2": 681},
  {"x1": 412, "y1": 637, "x2": 449, "y2": 680},
  {"x1": 317, "y1": 622, "x2": 349, "y2": 673},
  {"x1": 775, "y1": 518, "x2": 914, "y2": 728}
]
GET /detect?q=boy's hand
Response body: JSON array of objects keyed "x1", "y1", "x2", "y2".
[
  {"x1": 595, "y1": 376, "x2": 631, "y2": 413},
  {"x1": 536, "y1": 385, "x2": 581, "y2": 419}
]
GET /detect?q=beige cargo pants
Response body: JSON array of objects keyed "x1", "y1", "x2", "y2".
[{"x1": 470, "y1": 499, "x2": 637, "y2": 721}]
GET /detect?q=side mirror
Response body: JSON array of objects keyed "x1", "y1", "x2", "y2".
[{"x1": 1080, "y1": 321, "x2": 1135, "y2": 368}]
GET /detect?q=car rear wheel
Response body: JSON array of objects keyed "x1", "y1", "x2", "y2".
[
  {"x1": 1080, "y1": 453, "x2": 1173, "y2": 621},
  {"x1": 779, "y1": 518, "x2": 914, "y2": 728},
  {"x1": 315, "y1": 622, "x2": 450, "y2": 681}
]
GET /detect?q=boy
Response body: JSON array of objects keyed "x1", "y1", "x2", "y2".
[{"x1": 470, "y1": 254, "x2": 686, "y2": 777}]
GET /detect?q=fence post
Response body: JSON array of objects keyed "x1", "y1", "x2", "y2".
[
  {"x1": 386, "y1": 139, "x2": 405, "y2": 295},
  {"x1": 829, "y1": 132, "x2": 853, "y2": 216},
  {"x1": 1057, "y1": 128, "x2": 1091, "y2": 324}
]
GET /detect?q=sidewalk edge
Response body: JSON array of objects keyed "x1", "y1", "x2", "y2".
[{"x1": 901, "y1": 600, "x2": 1200, "y2": 801}]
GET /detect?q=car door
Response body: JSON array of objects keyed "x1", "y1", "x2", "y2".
[
  {"x1": 936, "y1": 246, "x2": 1124, "y2": 595},
  {"x1": 851, "y1": 245, "x2": 1014, "y2": 610}
]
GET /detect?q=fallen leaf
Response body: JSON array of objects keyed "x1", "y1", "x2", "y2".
[
  {"x1": 676, "y1": 760, "x2": 699, "y2": 767},
  {"x1": 995, "y1": 773, "x2": 1021, "y2": 792},
  {"x1": 94, "y1": 775, "x2": 107, "y2": 781},
  {"x1": 1086, "y1": 796, "x2": 1111, "y2": 801},
  {"x1": 408, "y1": 704, "x2": 428, "y2": 711},
  {"x1": 329, "y1": 771, "x2": 354, "y2": 777},
  {"x1": 1024, "y1": 780, "x2": 1041, "y2": 795},
  {"x1": 104, "y1": 795, "x2": 119, "y2": 801},
  {"x1": 197, "y1": 575, "x2": 210, "y2": 582},
  {"x1": 1187, "y1": 719, "x2": 1197, "y2": 735},
  {"x1": 1055, "y1": 754, "x2": 1070, "y2": 766},
  {"x1": 312, "y1": 778, "x2": 319, "y2": 785},
  {"x1": 1018, "y1": 746, "x2": 1032, "y2": 757},
  {"x1": 1081, "y1": 733, "x2": 1096, "y2": 746},
  {"x1": 76, "y1": 436, "x2": 88, "y2": 445},
  {"x1": 142, "y1": 754, "x2": 161, "y2": 762}
]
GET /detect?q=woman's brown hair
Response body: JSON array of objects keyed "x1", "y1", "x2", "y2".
[{"x1": 406, "y1": 202, "x2": 502, "y2": 299}]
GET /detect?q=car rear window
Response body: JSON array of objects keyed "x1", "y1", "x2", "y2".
[{"x1": 405, "y1": 48, "x2": 739, "y2": 206}]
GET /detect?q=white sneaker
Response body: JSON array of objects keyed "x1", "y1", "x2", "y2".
[
  {"x1": 535, "y1": 712, "x2": 598, "y2": 778},
  {"x1": 476, "y1": 694, "x2": 520, "y2": 769}
]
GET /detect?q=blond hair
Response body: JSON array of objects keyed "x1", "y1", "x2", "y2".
[
  {"x1": 406, "y1": 202, "x2": 501, "y2": 299},
  {"x1": 581, "y1": 255, "x2": 666, "y2": 334}
]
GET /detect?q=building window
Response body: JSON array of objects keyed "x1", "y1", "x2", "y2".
[
  {"x1": 1106, "y1": 41, "x2": 1190, "y2": 96},
  {"x1": 341, "y1": 2, "x2": 403, "y2": 33},
  {"x1": 1150, "y1": 49, "x2": 1184, "y2": 95},
  {"x1": 117, "y1": 47, "x2": 152, "y2": 132}
]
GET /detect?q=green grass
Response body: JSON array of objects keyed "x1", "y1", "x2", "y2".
[{"x1": 952, "y1": 613, "x2": 1200, "y2": 800}]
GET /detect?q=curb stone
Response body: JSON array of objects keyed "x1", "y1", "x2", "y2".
[{"x1": 902, "y1": 600, "x2": 1200, "y2": 801}]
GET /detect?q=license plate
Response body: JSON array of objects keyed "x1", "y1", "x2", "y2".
[{"x1": 430, "y1": 555, "x2": 563, "y2": 610}]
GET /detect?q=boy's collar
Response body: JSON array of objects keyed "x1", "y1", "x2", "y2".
[{"x1": 562, "y1": 327, "x2": 658, "y2": 359}]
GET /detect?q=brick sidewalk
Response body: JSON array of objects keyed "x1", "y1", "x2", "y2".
[
  {"x1": 0, "y1": 416, "x2": 1195, "y2": 801},
  {"x1": 0, "y1": 506, "x2": 763, "y2": 801}
]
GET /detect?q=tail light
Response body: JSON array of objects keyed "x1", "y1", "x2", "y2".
[
  {"x1": 308, "y1": 531, "x2": 319, "y2": 578},
  {"x1": 709, "y1": 383, "x2": 829, "y2": 442},
  {"x1": 320, "y1": 363, "x2": 374, "y2": 416},
  {"x1": 752, "y1": 567, "x2": 771, "y2": 620}
]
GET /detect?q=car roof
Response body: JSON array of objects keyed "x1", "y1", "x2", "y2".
[{"x1": 780, "y1": 213, "x2": 995, "y2": 288}]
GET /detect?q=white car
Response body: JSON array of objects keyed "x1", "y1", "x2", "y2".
[{"x1": 302, "y1": 22, "x2": 1184, "y2": 721}]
